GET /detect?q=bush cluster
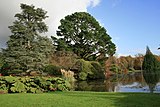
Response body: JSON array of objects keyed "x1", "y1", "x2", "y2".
[
  {"x1": 0, "y1": 76, "x2": 70, "y2": 94},
  {"x1": 43, "y1": 65, "x2": 62, "y2": 76},
  {"x1": 72, "y1": 59, "x2": 105, "y2": 80}
]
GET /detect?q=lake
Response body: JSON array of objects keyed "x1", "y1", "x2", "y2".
[{"x1": 74, "y1": 72, "x2": 160, "y2": 93}]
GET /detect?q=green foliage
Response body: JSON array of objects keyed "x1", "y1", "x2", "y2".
[
  {"x1": 76, "y1": 81, "x2": 92, "y2": 91},
  {"x1": 5, "y1": 76, "x2": 18, "y2": 83},
  {"x1": 0, "y1": 82, "x2": 8, "y2": 94},
  {"x1": 11, "y1": 81, "x2": 26, "y2": 93},
  {"x1": 43, "y1": 65, "x2": 62, "y2": 76},
  {"x1": 142, "y1": 46, "x2": 160, "y2": 93},
  {"x1": 128, "y1": 67, "x2": 135, "y2": 71},
  {"x1": 109, "y1": 64, "x2": 121, "y2": 73},
  {"x1": 79, "y1": 72, "x2": 88, "y2": 81},
  {"x1": 0, "y1": 63, "x2": 11, "y2": 76},
  {"x1": 89, "y1": 61, "x2": 105, "y2": 79},
  {"x1": 0, "y1": 52, "x2": 4, "y2": 68},
  {"x1": 0, "y1": 76, "x2": 70, "y2": 93},
  {"x1": 80, "y1": 59, "x2": 93, "y2": 75},
  {"x1": 2, "y1": 4, "x2": 54, "y2": 73},
  {"x1": 29, "y1": 88, "x2": 37, "y2": 93},
  {"x1": 0, "y1": 63, "x2": 24, "y2": 75},
  {"x1": 75, "y1": 59, "x2": 92, "y2": 80},
  {"x1": 72, "y1": 59, "x2": 105, "y2": 80},
  {"x1": 53, "y1": 12, "x2": 116, "y2": 60}
]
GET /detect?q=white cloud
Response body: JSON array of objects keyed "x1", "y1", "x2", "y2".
[
  {"x1": 88, "y1": 0, "x2": 101, "y2": 7},
  {"x1": 0, "y1": 0, "x2": 101, "y2": 48}
]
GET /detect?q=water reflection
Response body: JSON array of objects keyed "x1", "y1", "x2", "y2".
[{"x1": 74, "y1": 72, "x2": 160, "y2": 92}]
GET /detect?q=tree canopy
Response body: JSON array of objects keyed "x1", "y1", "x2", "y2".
[
  {"x1": 52, "y1": 12, "x2": 116, "y2": 61},
  {"x1": 2, "y1": 4, "x2": 54, "y2": 73}
]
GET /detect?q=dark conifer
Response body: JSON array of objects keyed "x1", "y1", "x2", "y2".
[{"x1": 142, "y1": 46, "x2": 160, "y2": 93}]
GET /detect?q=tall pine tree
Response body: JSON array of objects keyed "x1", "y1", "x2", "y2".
[
  {"x1": 3, "y1": 4, "x2": 54, "y2": 73},
  {"x1": 142, "y1": 46, "x2": 160, "y2": 93}
]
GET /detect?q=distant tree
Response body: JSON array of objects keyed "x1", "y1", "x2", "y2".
[
  {"x1": 118, "y1": 56, "x2": 128, "y2": 70},
  {"x1": 2, "y1": 4, "x2": 54, "y2": 73},
  {"x1": 134, "y1": 54, "x2": 144, "y2": 70},
  {"x1": 125, "y1": 56, "x2": 134, "y2": 70},
  {"x1": 142, "y1": 46, "x2": 160, "y2": 93},
  {"x1": 53, "y1": 12, "x2": 116, "y2": 61},
  {"x1": 105, "y1": 56, "x2": 121, "y2": 78},
  {"x1": 155, "y1": 55, "x2": 160, "y2": 62}
]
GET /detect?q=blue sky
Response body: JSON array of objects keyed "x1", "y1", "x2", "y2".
[{"x1": 88, "y1": 0, "x2": 160, "y2": 56}]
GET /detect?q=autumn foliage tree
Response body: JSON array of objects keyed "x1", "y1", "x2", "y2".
[{"x1": 134, "y1": 54, "x2": 144, "y2": 70}]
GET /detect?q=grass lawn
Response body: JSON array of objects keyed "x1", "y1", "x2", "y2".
[{"x1": 0, "y1": 91, "x2": 160, "y2": 107}]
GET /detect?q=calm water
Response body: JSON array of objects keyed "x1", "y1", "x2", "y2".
[{"x1": 74, "y1": 72, "x2": 160, "y2": 92}]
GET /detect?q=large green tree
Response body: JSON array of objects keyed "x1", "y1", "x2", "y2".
[
  {"x1": 2, "y1": 4, "x2": 54, "y2": 73},
  {"x1": 142, "y1": 46, "x2": 160, "y2": 93},
  {"x1": 53, "y1": 12, "x2": 116, "y2": 61}
]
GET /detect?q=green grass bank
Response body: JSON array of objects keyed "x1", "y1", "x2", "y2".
[{"x1": 0, "y1": 91, "x2": 160, "y2": 107}]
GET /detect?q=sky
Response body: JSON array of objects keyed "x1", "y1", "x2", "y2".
[
  {"x1": 0, "y1": 0, "x2": 160, "y2": 56},
  {"x1": 88, "y1": 0, "x2": 160, "y2": 56}
]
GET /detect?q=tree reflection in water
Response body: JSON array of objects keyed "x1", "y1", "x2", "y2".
[{"x1": 75, "y1": 72, "x2": 159, "y2": 92}]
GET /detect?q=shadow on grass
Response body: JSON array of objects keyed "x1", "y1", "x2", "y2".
[{"x1": 111, "y1": 93, "x2": 160, "y2": 107}]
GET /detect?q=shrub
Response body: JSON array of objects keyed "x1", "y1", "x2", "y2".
[
  {"x1": 73, "y1": 59, "x2": 92, "y2": 80},
  {"x1": 0, "y1": 76, "x2": 71, "y2": 93},
  {"x1": 60, "y1": 69, "x2": 75, "y2": 90},
  {"x1": 72, "y1": 59, "x2": 105, "y2": 80},
  {"x1": 79, "y1": 72, "x2": 88, "y2": 81},
  {"x1": 89, "y1": 61, "x2": 105, "y2": 79},
  {"x1": 43, "y1": 65, "x2": 62, "y2": 76}
]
